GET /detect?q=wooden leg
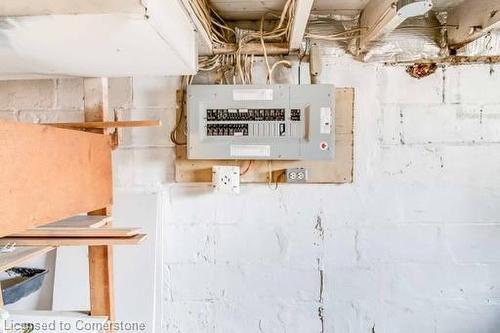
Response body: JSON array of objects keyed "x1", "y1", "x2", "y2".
[
  {"x1": 0, "y1": 282, "x2": 4, "y2": 307},
  {"x1": 88, "y1": 207, "x2": 115, "y2": 324}
]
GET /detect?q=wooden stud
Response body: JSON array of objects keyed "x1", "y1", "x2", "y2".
[
  {"x1": 289, "y1": 0, "x2": 314, "y2": 51},
  {"x1": 84, "y1": 78, "x2": 110, "y2": 125},
  {"x1": 84, "y1": 79, "x2": 115, "y2": 327},
  {"x1": 447, "y1": 0, "x2": 500, "y2": 50},
  {"x1": 88, "y1": 207, "x2": 115, "y2": 324}
]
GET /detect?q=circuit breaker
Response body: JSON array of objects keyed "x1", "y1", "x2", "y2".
[{"x1": 187, "y1": 84, "x2": 335, "y2": 160}]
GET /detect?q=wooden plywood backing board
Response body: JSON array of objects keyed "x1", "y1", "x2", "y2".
[
  {"x1": 175, "y1": 87, "x2": 354, "y2": 184},
  {"x1": 0, "y1": 120, "x2": 113, "y2": 237}
]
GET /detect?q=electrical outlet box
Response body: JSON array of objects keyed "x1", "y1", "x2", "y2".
[
  {"x1": 212, "y1": 166, "x2": 240, "y2": 194},
  {"x1": 286, "y1": 168, "x2": 308, "y2": 183},
  {"x1": 187, "y1": 84, "x2": 335, "y2": 160}
]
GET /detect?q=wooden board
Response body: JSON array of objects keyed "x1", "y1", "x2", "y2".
[
  {"x1": 43, "y1": 215, "x2": 111, "y2": 229},
  {"x1": 45, "y1": 120, "x2": 161, "y2": 130},
  {"x1": 0, "y1": 235, "x2": 147, "y2": 247},
  {"x1": 175, "y1": 88, "x2": 354, "y2": 184},
  {"x1": 0, "y1": 120, "x2": 113, "y2": 237},
  {"x1": 11, "y1": 228, "x2": 141, "y2": 238},
  {"x1": 0, "y1": 246, "x2": 55, "y2": 272}
]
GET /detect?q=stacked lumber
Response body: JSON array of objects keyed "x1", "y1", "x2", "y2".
[{"x1": 0, "y1": 215, "x2": 146, "y2": 247}]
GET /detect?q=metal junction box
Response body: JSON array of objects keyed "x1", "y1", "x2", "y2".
[{"x1": 187, "y1": 84, "x2": 335, "y2": 160}]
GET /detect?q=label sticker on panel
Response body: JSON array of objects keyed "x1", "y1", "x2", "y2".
[
  {"x1": 230, "y1": 145, "x2": 271, "y2": 157},
  {"x1": 320, "y1": 107, "x2": 332, "y2": 134},
  {"x1": 233, "y1": 89, "x2": 273, "y2": 101}
]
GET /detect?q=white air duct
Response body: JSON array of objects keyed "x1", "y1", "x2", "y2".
[{"x1": 397, "y1": 0, "x2": 434, "y2": 19}]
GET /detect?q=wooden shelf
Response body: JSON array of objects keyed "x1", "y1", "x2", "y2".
[
  {"x1": 0, "y1": 234, "x2": 147, "y2": 247},
  {"x1": 42, "y1": 215, "x2": 111, "y2": 229}
]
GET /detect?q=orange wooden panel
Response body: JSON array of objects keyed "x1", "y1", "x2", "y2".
[{"x1": 0, "y1": 120, "x2": 113, "y2": 237}]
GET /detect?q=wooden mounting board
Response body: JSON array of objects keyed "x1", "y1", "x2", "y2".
[
  {"x1": 42, "y1": 215, "x2": 111, "y2": 229},
  {"x1": 0, "y1": 120, "x2": 113, "y2": 237},
  {"x1": 11, "y1": 228, "x2": 141, "y2": 238},
  {"x1": 0, "y1": 246, "x2": 55, "y2": 272},
  {"x1": 175, "y1": 87, "x2": 354, "y2": 184},
  {"x1": 0, "y1": 235, "x2": 147, "y2": 247}
]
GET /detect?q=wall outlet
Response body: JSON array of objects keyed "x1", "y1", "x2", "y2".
[
  {"x1": 212, "y1": 166, "x2": 240, "y2": 194},
  {"x1": 286, "y1": 168, "x2": 308, "y2": 183}
]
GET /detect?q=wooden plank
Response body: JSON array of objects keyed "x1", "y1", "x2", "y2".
[
  {"x1": 447, "y1": 0, "x2": 500, "y2": 50},
  {"x1": 84, "y1": 78, "x2": 110, "y2": 124},
  {"x1": 0, "y1": 247, "x2": 55, "y2": 272},
  {"x1": 45, "y1": 120, "x2": 161, "y2": 130},
  {"x1": 11, "y1": 228, "x2": 141, "y2": 238},
  {"x1": 0, "y1": 120, "x2": 113, "y2": 237},
  {"x1": 289, "y1": 0, "x2": 315, "y2": 50},
  {"x1": 175, "y1": 88, "x2": 354, "y2": 184},
  {"x1": 43, "y1": 215, "x2": 111, "y2": 229},
  {"x1": 84, "y1": 82, "x2": 115, "y2": 328},
  {"x1": 0, "y1": 235, "x2": 147, "y2": 247}
]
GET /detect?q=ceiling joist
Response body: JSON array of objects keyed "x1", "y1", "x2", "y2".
[
  {"x1": 447, "y1": 0, "x2": 500, "y2": 50},
  {"x1": 289, "y1": 0, "x2": 315, "y2": 51}
]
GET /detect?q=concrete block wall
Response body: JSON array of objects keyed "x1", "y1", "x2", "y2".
[{"x1": 2, "y1": 57, "x2": 500, "y2": 333}]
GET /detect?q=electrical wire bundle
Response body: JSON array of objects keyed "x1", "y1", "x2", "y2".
[{"x1": 190, "y1": 0, "x2": 296, "y2": 85}]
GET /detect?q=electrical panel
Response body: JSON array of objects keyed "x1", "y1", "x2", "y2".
[{"x1": 187, "y1": 84, "x2": 335, "y2": 160}]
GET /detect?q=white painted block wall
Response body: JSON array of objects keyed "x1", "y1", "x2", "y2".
[{"x1": 1, "y1": 56, "x2": 500, "y2": 332}]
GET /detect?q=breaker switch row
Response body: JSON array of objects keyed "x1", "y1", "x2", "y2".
[{"x1": 207, "y1": 124, "x2": 249, "y2": 136}]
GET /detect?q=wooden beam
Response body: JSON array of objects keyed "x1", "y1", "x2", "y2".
[
  {"x1": 448, "y1": 0, "x2": 500, "y2": 50},
  {"x1": 213, "y1": 43, "x2": 290, "y2": 55},
  {"x1": 84, "y1": 81, "x2": 115, "y2": 326},
  {"x1": 289, "y1": 0, "x2": 314, "y2": 51},
  {"x1": 45, "y1": 120, "x2": 161, "y2": 130},
  {"x1": 11, "y1": 228, "x2": 141, "y2": 238},
  {"x1": 0, "y1": 120, "x2": 113, "y2": 237},
  {"x1": 0, "y1": 235, "x2": 147, "y2": 246},
  {"x1": 0, "y1": 247, "x2": 55, "y2": 272},
  {"x1": 84, "y1": 78, "x2": 110, "y2": 124}
]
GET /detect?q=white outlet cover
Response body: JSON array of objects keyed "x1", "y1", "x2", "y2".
[{"x1": 212, "y1": 166, "x2": 240, "y2": 194}]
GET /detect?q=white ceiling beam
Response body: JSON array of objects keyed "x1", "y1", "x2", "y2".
[
  {"x1": 447, "y1": 0, "x2": 500, "y2": 50},
  {"x1": 289, "y1": 0, "x2": 315, "y2": 51},
  {"x1": 179, "y1": 0, "x2": 213, "y2": 56},
  {"x1": 358, "y1": 0, "x2": 433, "y2": 55}
]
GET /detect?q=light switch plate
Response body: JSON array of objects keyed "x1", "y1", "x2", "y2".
[{"x1": 212, "y1": 166, "x2": 240, "y2": 194}]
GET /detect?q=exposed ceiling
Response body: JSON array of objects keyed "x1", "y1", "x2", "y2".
[{"x1": 209, "y1": 0, "x2": 467, "y2": 20}]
